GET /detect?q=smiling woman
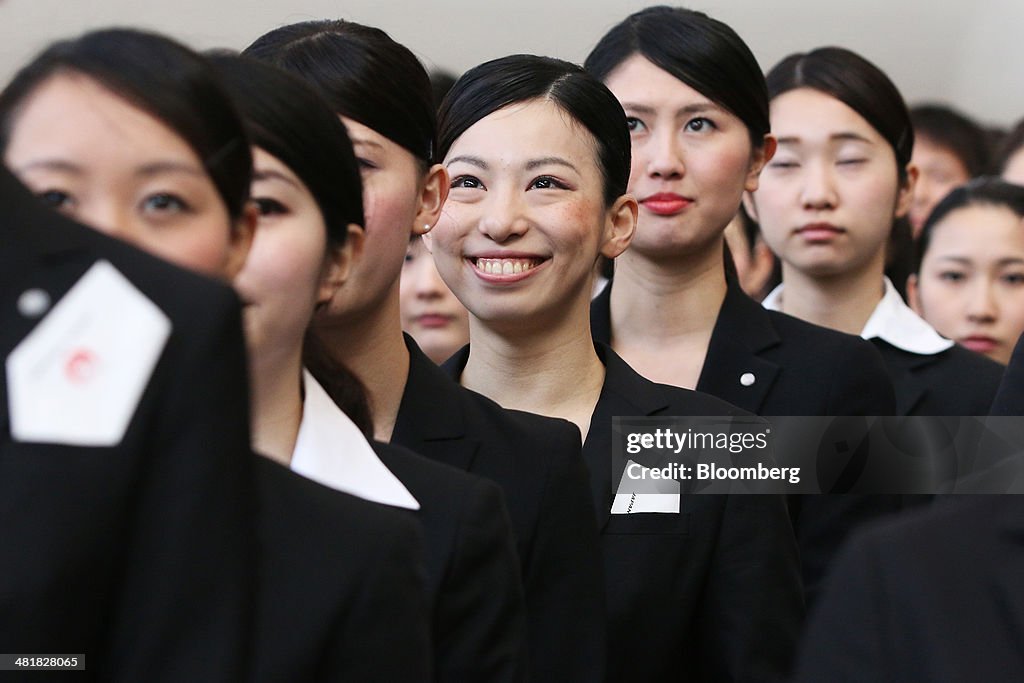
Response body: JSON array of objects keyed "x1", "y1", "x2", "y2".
[{"x1": 433, "y1": 52, "x2": 804, "y2": 683}]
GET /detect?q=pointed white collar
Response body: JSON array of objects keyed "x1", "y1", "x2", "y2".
[
  {"x1": 290, "y1": 369, "x2": 419, "y2": 509},
  {"x1": 762, "y1": 277, "x2": 954, "y2": 355}
]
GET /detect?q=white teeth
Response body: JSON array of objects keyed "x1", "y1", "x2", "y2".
[{"x1": 475, "y1": 258, "x2": 538, "y2": 275}]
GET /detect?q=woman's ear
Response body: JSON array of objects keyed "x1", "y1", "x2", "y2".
[
  {"x1": 600, "y1": 194, "x2": 638, "y2": 259},
  {"x1": 906, "y1": 272, "x2": 923, "y2": 315},
  {"x1": 413, "y1": 163, "x2": 450, "y2": 236},
  {"x1": 744, "y1": 134, "x2": 777, "y2": 193},
  {"x1": 317, "y1": 223, "x2": 366, "y2": 305},
  {"x1": 895, "y1": 163, "x2": 920, "y2": 219},
  {"x1": 224, "y1": 200, "x2": 258, "y2": 280}
]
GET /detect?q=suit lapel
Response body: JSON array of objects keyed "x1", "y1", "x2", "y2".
[
  {"x1": 392, "y1": 336, "x2": 481, "y2": 472},
  {"x1": 870, "y1": 339, "x2": 931, "y2": 415},
  {"x1": 587, "y1": 344, "x2": 671, "y2": 531},
  {"x1": 696, "y1": 283, "x2": 781, "y2": 414}
]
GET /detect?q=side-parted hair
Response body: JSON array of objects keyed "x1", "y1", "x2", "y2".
[
  {"x1": 584, "y1": 5, "x2": 769, "y2": 148},
  {"x1": 915, "y1": 177, "x2": 1024, "y2": 272},
  {"x1": 910, "y1": 104, "x2": 991, "y2": 177},
  {"x1": 0, "y1": 28, "x2": 252, "y2": 221},
  {"x1": 437, "y1": 54, "x2": 630, "y2": 207},
  {"x1": 766, "y1": 47, "x2": 914, "y2": 184},
  {"x1": 208, "y1": 53, "x2": 364, "y2": 244},
  {"x1": 244, "y1": 20, "x2": 435, "y2": 166}
]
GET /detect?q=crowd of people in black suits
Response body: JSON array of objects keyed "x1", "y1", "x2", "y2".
[{"x1": 2, "y1": 5, "x2": 1023, "y2": 682}]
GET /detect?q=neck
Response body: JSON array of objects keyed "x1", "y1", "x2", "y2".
[
  {"x1": 610, "y1": 239, "x2": 728, "y2": 343},
  {"x1": 315, "y1": 286, "x2": 410, "y2": 442},
  {"x1": 461, "y1": 290, "x2": 604, "y2": 442},
  {"x1": 249, "y1": 346, "x2": 304, "y2": 467},
  {"x1": 779, "y1": 254, "x2": 886, "y2": 335}
]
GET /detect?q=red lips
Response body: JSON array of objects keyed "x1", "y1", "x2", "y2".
[
  {"x1": 795, "y1": 222, "x2": 845, "y2": 242},
  {"x1": 641, "y1": 193, "x2": 693, "y2": 216},
  {"x1": 960, "y1": 335, "x2": 998, "y2": 354}
]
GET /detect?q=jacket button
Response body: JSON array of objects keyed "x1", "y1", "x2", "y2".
[{"x1": 740, "y1": 372, "x2": 756, "y2": 387}]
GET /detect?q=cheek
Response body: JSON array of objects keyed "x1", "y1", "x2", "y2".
[{"x1": 147, "y1": 222, "x2": 233, "y2": 279}]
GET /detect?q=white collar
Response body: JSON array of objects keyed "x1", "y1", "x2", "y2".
[
  {"x1": 290, "y1": 369, "x2": 419, "y2": 510},
  {"x1": 762, "y1": 277, "x2": 953, "y2": 355}
]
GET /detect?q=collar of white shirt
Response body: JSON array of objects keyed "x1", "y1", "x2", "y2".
[
  {"x1": 290, "y1": 369, "x2": 419, "y2": 510},
  {"x1": 761, "y1": 277, "x2": 954, "y2": 356}
]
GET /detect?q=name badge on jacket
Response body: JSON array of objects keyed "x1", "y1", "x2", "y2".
[
  {"x1": 611, "y1": 459, "x2": 681, "y2": 514},
  {"x1": 6, "y1": 260, "x2": 171, "y2": 446}
]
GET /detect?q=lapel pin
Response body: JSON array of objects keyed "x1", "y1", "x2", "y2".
[
  {"x1": 17, "y1": 288, "x2": 51, "y2": 318},
  {"x1": 740, "y1": 372, "x2": 756, "y2": 387}
]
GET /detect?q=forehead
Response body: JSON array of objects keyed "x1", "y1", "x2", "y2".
[
  {"x1": 446, "y1": 99, "x2": 599, "y2": 169},
  {"x1": 603, "y1": 54, "x2": 709, "y2": 108},
  {"x1": 931, "y1": 204, "x2": 1024, "y2": 249},
  {"x1": 770, "y1": 88, "x2": 884, "y2": 145},
  {"x1": 6, "y1": 72, "x2": 200, "y2": 166}
]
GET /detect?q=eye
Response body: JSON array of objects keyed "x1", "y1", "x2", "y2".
[
  {"x1": 1002, "y1": 272, "x2": 1024, "y2": 286},
  {"x1": 357, "y1": 157, "x2": 378, "y2": 172},
  {"x1": 450, "y1": 175, "x2": 484, "y2": 190},
  {"x1": 528, "y1": 176, "x2": 569, "y2": 191},
  {"x1": 37, "y1": 189, "x2": 74, "y2": 210},
  {"x1": 837, "y1": 158, "x2": 867, "y2": 166},
  {"x1": 768, "y1": 160, "x2": 799, "y2": 170},
  {"x1": 684, "y1": 117, "x2": 715, "y2": 133},
  {"x1": 142, "y1": 193, "x2": 189, "y2": 213},
  {"x1": 625, "y1": 117, "x2": 646, "y2": 133},
  {"x1": 938, "y1": 270, "x2": 966, "y2": 283},
  {"x1": 254, "y1": 197, "x2": 288, "y2": 216}
]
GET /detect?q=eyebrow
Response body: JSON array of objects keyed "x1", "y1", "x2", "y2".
[
  {"x1": 253, "y1": 168, "x2": 301, "y2": 189},
  {"x1": 13, "y1": 159, "x2": 83, "y2": 174},
  {"x1": 136, "y1": 161, "x2": 207, "y2": 179},
  {"x1": 935, "y1": 256, "x2": 1024, "y2": 266},
  {"x1": 350, "y1": 137, "x2": 385, "y2": 151},
  {"x1": 525, "y1": 156, "x2": 579, "y2": 173},
  {"x1": 446, "y1": 155, "x2": 487, "y2": 169},
  {"x1": 776, "y1": 132, "x2": 874, "y2": 146},
  {"x1": 620, "y1": 102, "x2": 724, "y2": 117}
]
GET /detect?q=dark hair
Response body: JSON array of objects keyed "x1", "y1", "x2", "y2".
[
  {"x1": 584, "y1": 5, "x2": 769, "y2": 148},
  {"x1": 915, "y1": 177, "x2": 1024, "y2": 273},
  {"x1": 244, "y1": 20, "x2": 435, "y2": 166},
  {"x1": 766, "y1": 47, "x2": 914, "y2": 184},
  {"x1": 208, "y1": 53, "x2": 364, "y2": 245},
  {"x1": 910, "y1": 104, "x2": 991, "y2": 177},
  {"x1": 208, "y1": 53, "x2": 374, "y2": 436},
  {"x1": 0, "y1": 28, "x2": 252, "y2": 221},
  {"x1": 997, "y1": 117, "x2": 1024, "y2": 177},
  {"x1": 437, "y1": 54, "x2": 630, "y2": 206}
]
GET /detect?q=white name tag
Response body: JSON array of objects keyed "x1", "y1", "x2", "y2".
[
  {"x1": 610, "y1": 459, "x2": 681, "y2": 514},
  {"x1": 7, "y1": 260, "x2": 171, "y2": 446}
]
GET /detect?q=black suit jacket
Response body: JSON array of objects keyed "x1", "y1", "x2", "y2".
[
  {"x1": 371, "y1": 440, "x2": 528, "y2": 683},
  {"x1": 252, "y1": 457, "x2": 431, "y2": 683},
  {"x1": 794, "y1": 495, "x2": 1024, "y2": 682},
  {"x1": 591, "y1": 278, "x2": 896, "y2": 416},
  {"x1": 594, "y1": 280, "x2": 904, "y2": 606},
  {"x1": 399, "y1": 336, "x2": 605, "y2": 682},
  {"x1": 0, "y1": 169, "x2": 256, "y2": 681},
  {"x1": 870, "y1": 339, "x2": 1005, "y2": 416},
  {"x1": 444, "y1": 343, "x2": 805, "y2": 683},
  {"x1": 991, "y1": 334, "x2": 1024, "y2": 416}
]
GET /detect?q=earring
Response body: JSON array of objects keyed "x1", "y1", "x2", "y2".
[{"x1": 423, "y1": 223, "x2": 433, "y2": 233}]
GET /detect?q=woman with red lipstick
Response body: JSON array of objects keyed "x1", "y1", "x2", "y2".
[
  {"x1": 585, "y1": 6, "x2": 901, "y2": 605},
  {"x1": 430, "y1": 53, "x2": 803, "y2": 683},
  {"x1": 908, "y1": 177, "x2": 1024, "y2": 366},
  {"x1": 748, "y1": 46, "x2": 1004, "y2": 416}
]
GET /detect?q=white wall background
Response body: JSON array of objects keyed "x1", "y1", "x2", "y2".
[{"x1": 2, "y1": 0, "x2": 1022, "y2": 127}]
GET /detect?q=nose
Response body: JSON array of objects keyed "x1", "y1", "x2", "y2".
[
  {"x1": 478, "y1": 187, "x2": 528, "y2": 243},
  {"x1": 412, "y1": 254, "x2": 447, "y2": 300},
  {"x1": 966, "y1": 278, "x2": 998, "y2": 323},
  {"x1": 645, "y1": 127, "x2": 684, "y2": 179},
  {"x1": 82, "y1": 201, "x2": 137, "y2": 243},
  {"x1": 799, "y1": 161, "x2": 838, "y2": 211}
]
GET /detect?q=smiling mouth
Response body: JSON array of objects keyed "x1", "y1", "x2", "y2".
[{"x1": 471, "y1": 257, "x2": 544, "y2": 276}]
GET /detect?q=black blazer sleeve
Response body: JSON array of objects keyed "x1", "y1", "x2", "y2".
[
  {"x1": 374, "y1": 442, "x2": 527, "y2": 682},
  {"x1": 991, "y1": 333, "x2": 1024, "y2": 415}
]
